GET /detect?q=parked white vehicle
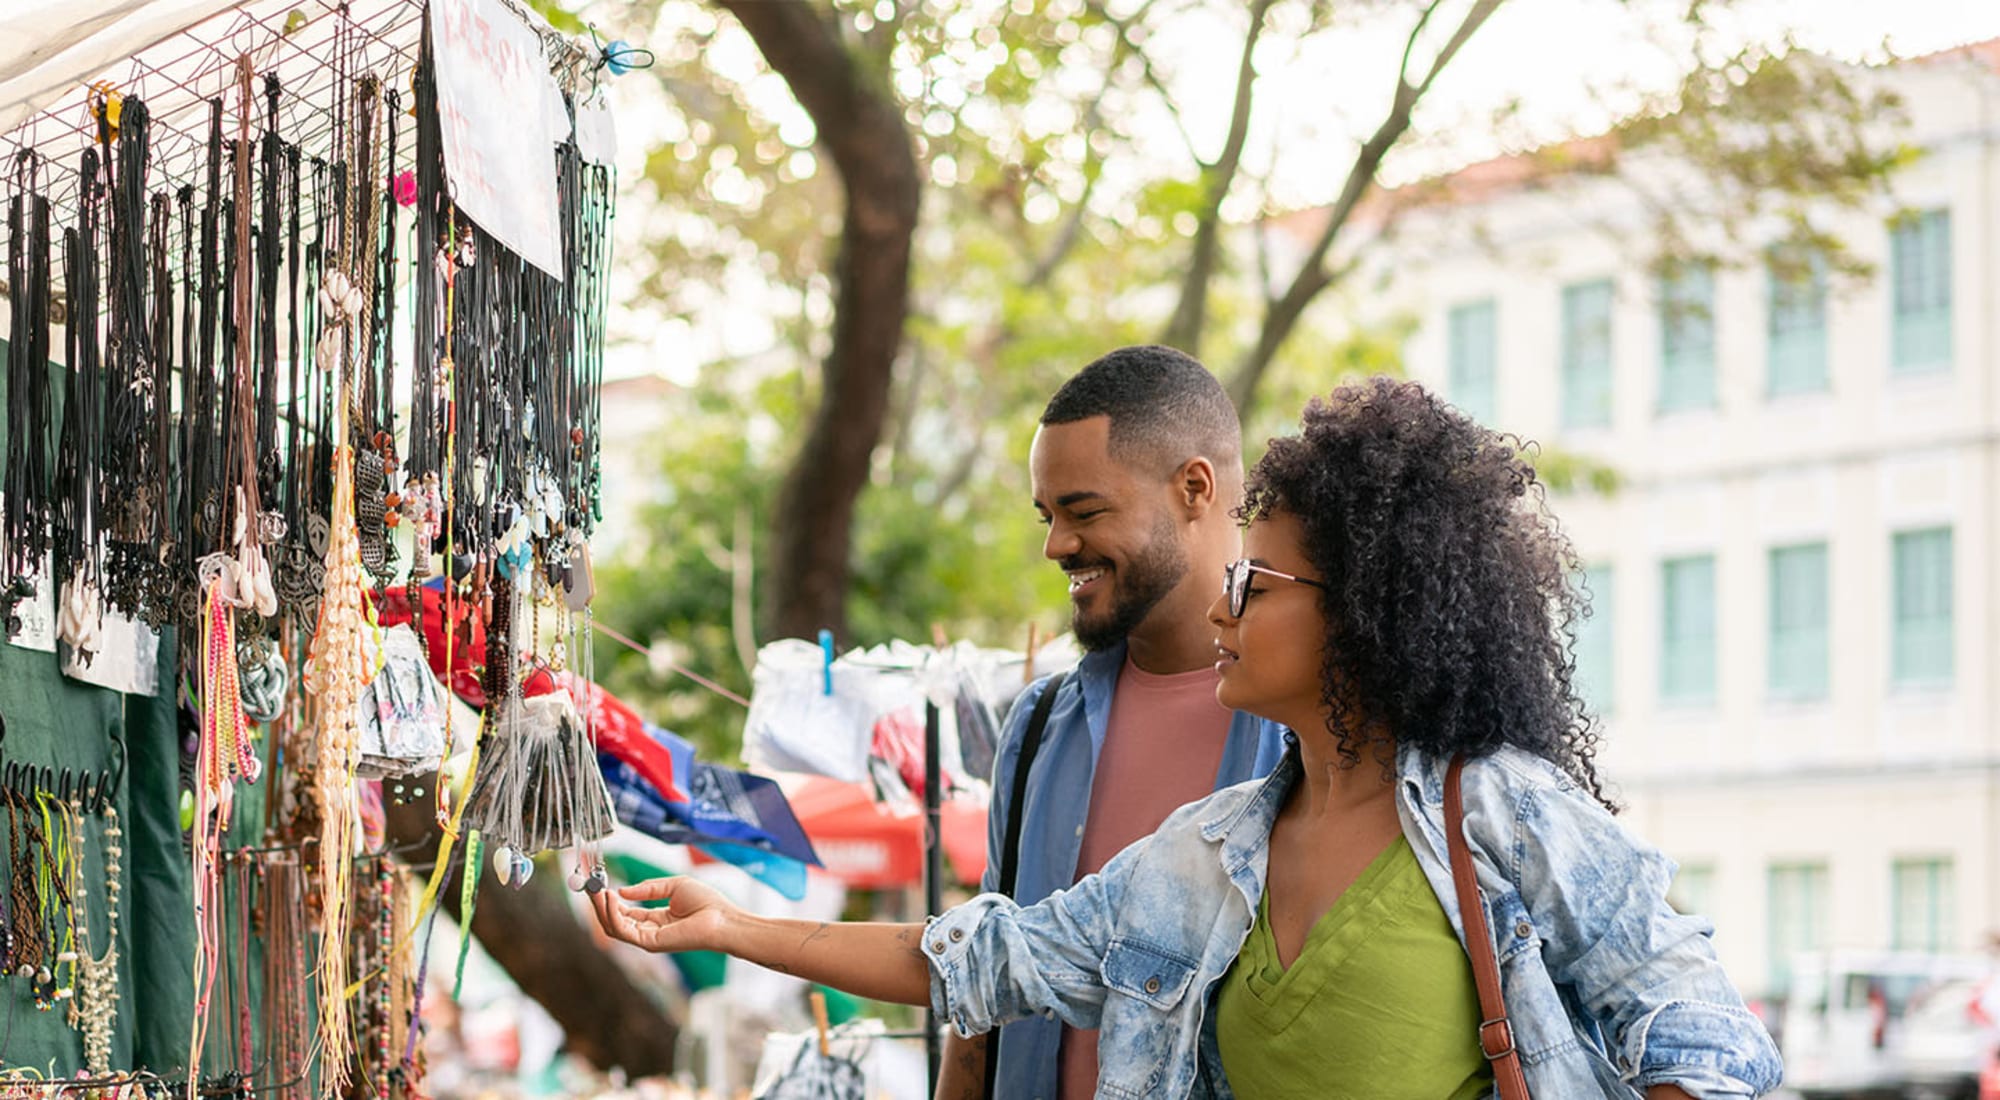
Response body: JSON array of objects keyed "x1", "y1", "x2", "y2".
[{"x1": 1781, "y1": 951, "x2": 1999, "y2": 1100}]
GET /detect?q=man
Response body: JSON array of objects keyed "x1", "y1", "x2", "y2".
[{"x1": 936, "y1": 346, "x2": 1286, "y2": 1100}]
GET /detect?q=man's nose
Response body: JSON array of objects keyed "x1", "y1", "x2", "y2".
[{"x1": 1043, "y1": 521, "x2": 1080, "y2": 561}]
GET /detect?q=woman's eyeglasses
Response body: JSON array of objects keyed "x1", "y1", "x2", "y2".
[{"x1": 1222, "y1": 560, "x2": 1328, "y2": 618}]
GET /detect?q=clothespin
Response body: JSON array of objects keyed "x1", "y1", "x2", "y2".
[
  {"x1": 818, "y1": 629, "x2": 835, "y2": 695},
  {"x1": 810, "y1": 990, "x2": 831, "y2": 1057},
  {"x1": 1023, "y1": 622, "x2": 1041, "y2": 686}
]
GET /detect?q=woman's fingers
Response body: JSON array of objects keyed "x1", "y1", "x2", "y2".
[{"x1": 618, "y1": 877, "x2": 678, "y2": 903}]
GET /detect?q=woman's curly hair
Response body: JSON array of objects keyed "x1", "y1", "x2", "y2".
[{"x1": 1239, "y1": 377, "x2": 1612, "y2": 810}]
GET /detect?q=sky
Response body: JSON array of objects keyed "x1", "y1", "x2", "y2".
[{"x1": 601, "y1": 0, "x2": 2000, "y2": 384}]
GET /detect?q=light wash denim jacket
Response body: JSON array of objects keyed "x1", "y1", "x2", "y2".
[
  {"x1": 927, "y1": 742, "x2": 1782, "y2": 1099},
  {"x1": 981, "y1": 646, "x2": 1289, "y2": 1100}
]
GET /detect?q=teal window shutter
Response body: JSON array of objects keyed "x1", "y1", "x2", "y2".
[
  {"x1": 1891, "y1": 527, "x2": 1954, "y2": 687},
  {"x1": 1767, "y1": 543, "x2": 1829, "y2": 700},
  {"x1": 1891, "y1": 857, "x2": 1954, "y2": 953},
  {"x1": 1659, "y1": 265, "x2": 1717, "y2": 412},
  {"x1": 1448, "y1": 299, "x2": 1497, "y2": 424},
  {"x1": 1890, "y1": 209, "x2": 1952, "y2": 373},
  {"x1": 1574, "y1": 565, "x2": 1614, "y2": 713},
  {"x1": 1661, "y1": 554, "x2": 1717, "y2": 704},
  {"x1": 1767, "y1": 250, "x2": 1828, "y2": 396},
  {"x1": 1767, "y1": 862, "x2": 1830, "y2": 995},
  {"x1": 1561, "y1": 279, "x2": 1614, "y2": 429}
]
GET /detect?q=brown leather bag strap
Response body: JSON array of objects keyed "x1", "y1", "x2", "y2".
[{"x1": 1445, "y1": 753, "x2": 1532, "y2": 1100}]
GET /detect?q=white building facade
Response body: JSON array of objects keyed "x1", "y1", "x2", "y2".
[{"x1": 1342, "y1": 44, "x2": 2000, "y2": 1000}]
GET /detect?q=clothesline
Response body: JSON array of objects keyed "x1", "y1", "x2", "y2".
[{"x1": 590, "y1": 619, "x2": 753, "y2": 708}]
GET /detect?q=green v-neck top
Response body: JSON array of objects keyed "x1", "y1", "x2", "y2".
[{"x1": 1215, "y1": 835, "x2": 1493, "y2": 1099}]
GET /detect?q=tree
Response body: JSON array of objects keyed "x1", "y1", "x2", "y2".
[{"x1": 711, "y1": 1, "x2": 922, "y2": 644}]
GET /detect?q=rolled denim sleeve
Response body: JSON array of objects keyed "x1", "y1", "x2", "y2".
[{"x1": 1511, "y1": 784, "x2": 1782, "y2": 1097}]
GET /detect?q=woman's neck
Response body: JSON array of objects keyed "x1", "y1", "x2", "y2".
[{"x1": 1288, "y1": 720, "x2": 1398, "y2": 819}]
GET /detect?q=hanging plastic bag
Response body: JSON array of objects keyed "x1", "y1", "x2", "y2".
[
  {"x1": 354, "y1": 623, "x2": 448, "y2": 779},
  {"x1": 751, "y1": 1028, "x2": 869, "y2": 1100},
  {"x1": 743, "y1": 639, "x2": 893, "y2": 783}
]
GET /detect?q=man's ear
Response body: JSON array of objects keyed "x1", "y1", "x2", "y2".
[{"x1": 1175, "y1": 457, "x2": 1220, "y2": 520}]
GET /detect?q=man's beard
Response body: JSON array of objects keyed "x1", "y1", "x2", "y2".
[{"x1": 1070, "y1": 514, "x2": 1189, "y2": 652}]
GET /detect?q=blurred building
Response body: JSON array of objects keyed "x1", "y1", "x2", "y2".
[{"x1": 1286, "y1": 40, "x2": 2000, "y2": 999}]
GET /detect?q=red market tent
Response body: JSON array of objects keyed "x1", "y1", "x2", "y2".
[{"x1": 784, "y1": 777, "x2": 988, "y2": 890}]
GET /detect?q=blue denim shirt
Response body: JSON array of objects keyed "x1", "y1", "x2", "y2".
[
  {"x1": 982, "y1": 644, "x2": 1289, "y2": 1100},
  {"x1": 934, "y1": 743, "x2": 1782, "y2": 1099}
]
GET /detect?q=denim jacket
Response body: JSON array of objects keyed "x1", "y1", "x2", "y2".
[
  {"x1": 928, "y1": 743, "x2": 1782, "y2": 1099},
  {"x1": 982, "y1": 645, "x2": 1289, "y2": 1100}
]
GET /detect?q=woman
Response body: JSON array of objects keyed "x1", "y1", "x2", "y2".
[{"x1": 592, "y1": 379, "x2": 1780, "y2": 1099}]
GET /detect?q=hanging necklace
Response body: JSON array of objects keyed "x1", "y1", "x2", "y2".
[
  {"x1": 66, "y1": 801, "x2": 119, "y2": 1075},
  {"x1": 5, "y1": 791, "x2": 43, "y2": 983},
  {"x1": 54, "y1": 144, "x2": 106, "y2": 665},
  {"x1": 4, "y1": 151, "x2": 57, "y2": 597}
]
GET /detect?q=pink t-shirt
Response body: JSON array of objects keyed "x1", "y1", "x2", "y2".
[{"x1": 1058, "y1": 658, "x2": 1233, "y2": 1100}]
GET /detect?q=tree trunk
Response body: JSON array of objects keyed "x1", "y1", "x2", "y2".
[
  {"x1": 719, "y1": 0, "x2": 922, "y2": 644},
  {"x1": 384, "y1": 789, "x2": 680, "y2": 1077}
]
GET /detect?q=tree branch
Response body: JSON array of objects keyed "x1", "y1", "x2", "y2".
[
  {"x1": 1228, "y1": 0, "x2": 1505, "y2": 420},
  {"x1": 1092, "y1": 0, "x2": 1204, "y2": 165},
  {"x1": 1159, "y1": 0, "x2": 1274, "y2": 354}
]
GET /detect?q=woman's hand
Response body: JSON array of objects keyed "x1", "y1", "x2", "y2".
[
  {"x1": 592, "y1": 872, "x2": 935, "y2": 1005},
  {"x1": 590, "y1": 875, "x2": 738, "y2": 954}
]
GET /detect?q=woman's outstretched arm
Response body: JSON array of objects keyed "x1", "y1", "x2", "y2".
[{"x1": 589, "y1": 875, "x2": 934, "y2": 1006}]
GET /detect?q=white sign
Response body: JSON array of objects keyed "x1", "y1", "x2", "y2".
[
  {"x1": 433, "y1": 0, "x2": 565, "y2": 279},
  {"x1": 575, "y1": 91, "x2": 617, "y2": 167}
]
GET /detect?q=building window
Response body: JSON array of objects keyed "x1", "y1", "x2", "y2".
[
  {"x1": 1768, "y1": 542, "x2": 1829, "y2": 701},
  {"x1": 1658, "y1": 263, "x2": 1716, "y2": 413},
  {"x1": 1890, "y1": 209, "x2": 1952, "y2": 373},
  {"x1": 1891, "y1": 857, "x2": 1954, "y2": 953},
  {"x1": 1891, "y1": 527, "x2": 1953, "y2": 688},
  {"x1": 1574, "y1": 565, "x2": 1614, "y2": 713},
  {"x1": 1562, "y1": 279, "x2": 1614, "y2": 429},
  {"x1": 1768, "y1": 862, "x2": 1829, "y2": 995},
  {"x1": 1448, "y1": 299, "x2": 1497, "y2": 424},
  {"x1": 1767, "y1": 249, "x2": 1828, "y2": 396},
  {"x1": 1661, "y1": 554, "x2": 1716, "y2": 705},
  {"x1": 1671, "y1": 862, "x2": 1716, "y2": 917}
]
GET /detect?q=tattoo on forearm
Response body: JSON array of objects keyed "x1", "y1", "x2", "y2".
[
  {"x1": 799, "y1": 922, "x2": 830, "y2": 951},
  {"x1": 895, "y1": 925, "x2": 926, "y2": 963}
]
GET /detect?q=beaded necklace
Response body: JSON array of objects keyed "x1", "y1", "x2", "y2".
[{"x1": 66, "y1": 801, "x2": 119, "y2": 1075}]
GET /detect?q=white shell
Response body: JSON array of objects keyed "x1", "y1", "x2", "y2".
[
  {"x1": 252, "y1": 560, "x2": 278, "y2": 617},
  {"x1": 493, "y1": 845, "x2": 515, "y2": 885},
  {"x1": 344, "y1": 286, "x2": 366, "y2": 316}
]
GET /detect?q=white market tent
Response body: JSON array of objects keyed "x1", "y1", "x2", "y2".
[{"x1": 0, "y1": 0, "x2": 592, "y2": 245}]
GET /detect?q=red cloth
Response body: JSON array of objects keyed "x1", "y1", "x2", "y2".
[{"x1": 562, "y1": 674, "x2": 684, "y2": 803}]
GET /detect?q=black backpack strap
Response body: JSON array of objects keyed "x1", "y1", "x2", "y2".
[
  {"x1": 982, "y1": 668, "x2": 1069, "y2": 1096},
  {"x1": 997, "y1": 669, "x2": 1067, "y2": 896}
]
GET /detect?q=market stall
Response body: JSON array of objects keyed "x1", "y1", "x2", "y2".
[{"x1": 0, "y1": 0, "x2": 622, "y2": 1093}]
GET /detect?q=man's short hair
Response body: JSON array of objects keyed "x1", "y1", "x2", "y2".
[{"x1": 1041, "y1": 345, "x2": 1242, "y2": 477}]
